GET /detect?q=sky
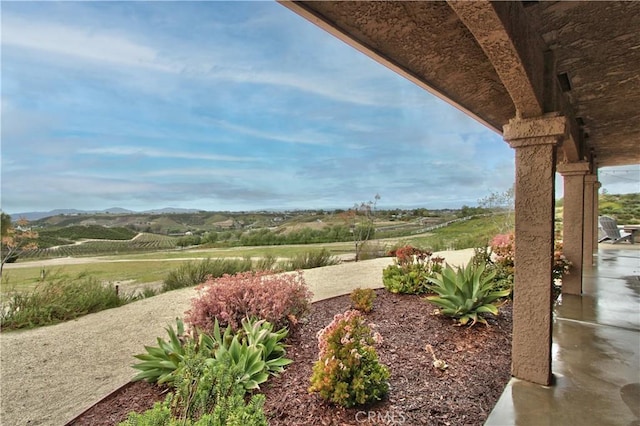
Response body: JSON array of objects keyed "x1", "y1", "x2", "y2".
[{"x1": 1, "y1": 1, "x2": 638, "y2": 215}]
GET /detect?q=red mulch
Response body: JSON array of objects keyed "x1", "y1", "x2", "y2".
[{"x1": 69, "y1": 289, "x2": 512, "y2": 426}]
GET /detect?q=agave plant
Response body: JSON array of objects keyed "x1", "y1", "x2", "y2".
[
  {"x1": 132, "y1": 318, "x2": 188, "y2": 384},
  {"x1": 426, "y1": 262, "x2": 510, "y2": 326},
  {"x1": 209, "y1": 317, "x2": 291, "y2": 389},
  {"x1": 240, "y1": 317, "x2": 292, "y2": 375},
  {"x1": 132, "y1": 317, "x2": 292, "y2": 390},
  {"x1": 213, "y1": 333, "x2": 269, "y2": 390}
]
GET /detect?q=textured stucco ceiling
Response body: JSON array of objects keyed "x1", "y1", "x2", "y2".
[
  {"x1": 528, "y1": 1, "x2": 640, "y2": 167},
  {"x1": 283, "y1": 1, "x2": 640, "y2": 168}
]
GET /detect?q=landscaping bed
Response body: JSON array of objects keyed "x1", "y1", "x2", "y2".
[{"x1": 69, "y1": 288, "x2": 512, "y2": 426}]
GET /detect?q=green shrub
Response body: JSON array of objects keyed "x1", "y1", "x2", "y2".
[
  {"x1": 139, "y1": 286, "x2": 160, "y2": 299},
  {"x1": 171, "y1": 352, "x2": 267, "y2": 423},
  {"x1": 0, "y1": 274, "x2": 129, "y2": 330},
  {"x1": 382, "y1": 246, "x2": 444, "y2": 294},
  {"x1": 162, "y1": 258, "x2": 253, "y2": 292},
  {"x1": 253, "y1": 254, "x2": 278, "y2": 272},
  {"x1": 120, "y1": 401, "x2": 171, "y2": 426},
  {"x1": 425, "y1": 262, "x2": 510, "y2": 326},
  {"x1": 122, "y1": 355, "x2": 267, "y2": 426},
  {"x1": 281, "y1": 249, "x2": 339, "y2": 270},
  {"x1": 185, "y1": 271, "x2": 311, "y2": 332},
  {"x1": 356, "y1": 241, "x2": 389, "y2": 261},
  {"x1": 350, "y1": 288, "x2": 376, "y2": 313},
  {"x1": 309, "y1": 310, "x2": 389, "y2": 407},
  {"x1": 471, "y1": 246, "x2": 513, "y2": 297}
]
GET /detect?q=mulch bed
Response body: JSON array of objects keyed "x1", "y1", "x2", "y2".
[{"x1": 69, "y1": 289, "x2": 512, "y2": 426}]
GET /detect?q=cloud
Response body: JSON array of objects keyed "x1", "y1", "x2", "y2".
[
  {"x1": 212, "y1": 120, "x2": 333, "y2": 146},
  {"x1": 2, "y1": 16, "x2": 176, "y2": 73},
  {"x1": 0, "y1": 2, "x2": 521, "y2": 214},
  {"x1": 599, "y1": 166, "x2": 640, "y2": 194},
  {"x1": 1, "y1": 6, "x2": 427, "y2": 109},
  {"x1": 77, "y1": 146, "x2": 261, "y2": 163}
]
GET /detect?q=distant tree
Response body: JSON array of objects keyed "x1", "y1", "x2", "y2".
[
  {"x1": 342, "y1": 194, "x2": 380, "y2": 262},
  {"x1": 478, "y1": 186, "x2": 515, "y2": 233},
  {"x1": 1, "y1": 215, "x2": 39, "y2": 278},
  {"x1": 458, "y1": 205, "x2": 486, "y2": 218},
  {"x1": 1, "y1": 212, "x2": 11, "y2": 238},
  {"x1": 479, "y1": 186, "x2": 514, "y2": 212},
  {"x1": 176, "y1": 235, "x2": 202, "y2": 247},
  {"x1": 202, "y1": 232, "x2": 218, "y2": 244},
  {"x1": 413, "y1": 208, "x2": 429, "y2": 217}
]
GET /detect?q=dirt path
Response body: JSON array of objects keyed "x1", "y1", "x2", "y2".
[
  {"x1": 4, "y1": 256, "x2": 220, "y2": 269},
  {"x1": 0, "y1": 249, "x2": 474, "y2": 426},
  {"x1": 3, "y1": 251, "x2": 355, "y2": 270}
]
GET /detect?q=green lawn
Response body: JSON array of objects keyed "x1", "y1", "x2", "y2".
[
  {"x1": 407, "y1": 214, "x2": 513, "y2": 251},
  {"x1": 1, "y1": 261, "x2": 179, "y2": 294},
  {"x1": 1, "y1": 243, "x2": 355, "y2": 293},
  {"x1": 98, "y1": 242, "x2": 355, "y2": 261}
]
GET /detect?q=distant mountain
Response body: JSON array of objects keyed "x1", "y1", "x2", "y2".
[
  {"x1": 10, "y1": 207, "x2": 200, "y2": 221},
  {"x1": 141, "y1": 207, "x2": 201, "y2": 214},
  {"x1": 102, "y1": 207, "x2": 135, "y2": 214},
  {"x1": 11, "y1": 209, "x2": 89, "y2": 221}
]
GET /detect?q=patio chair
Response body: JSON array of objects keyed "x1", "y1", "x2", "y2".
[{"x1": 598, "y1": 216, "x2": 633, "y2": 244}]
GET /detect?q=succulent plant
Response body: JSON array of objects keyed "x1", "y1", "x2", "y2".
[{"x1": 426, "y1": 262, "x2": 510, "y2": 326}]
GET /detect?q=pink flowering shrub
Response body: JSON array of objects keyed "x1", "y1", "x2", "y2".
[
  {"x1": 388, "y1": 245, "x2": 444, "y2": 269},
  {"x1": 309, "y1": 310, "x2": 389, "y2": 407},
  {"x1": 488, "y1": 233, "x2": 571, "y2": 288},
  {"x1": 490, "y1": 233, "x2": 515, "y2": 270},
  {"x1": 185, "y1": 271, "x2": 312, "y2": 333},
  {"x1": 383, "y1": 245, "x2": 445, "y2": 294},
  {"x1": 553, "y1": 241, "x2": 572, "y2": 280}
]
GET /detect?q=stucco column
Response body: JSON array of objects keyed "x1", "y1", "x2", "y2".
[
  {"x1": 504, "y1": 114, "x2": 566, "y2": 386},
  {"x1": 557, "y1": 162, "x2": 589, "y2": 295},
  {"x1": 583, "y1": 174, "x2": 598, "y2": 267},
  {"x1": 593, "y1": 180, "x2": 601, "y2": 251}
]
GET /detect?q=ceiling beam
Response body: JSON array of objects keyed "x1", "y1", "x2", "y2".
[
  {"x1": 447, "y1": 0, "x2": 545, "y2": 118},
  {"x1": 449, "y1": 0, "x2": 583, "y2": 162}
]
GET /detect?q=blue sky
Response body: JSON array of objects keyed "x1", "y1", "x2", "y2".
[{"x1": 1, "y1": 1, "x2": 637, "y2": 215}]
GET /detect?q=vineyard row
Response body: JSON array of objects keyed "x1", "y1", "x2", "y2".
[{"x1": 21, "y1": 239, "x2": 178, "y2": 259}]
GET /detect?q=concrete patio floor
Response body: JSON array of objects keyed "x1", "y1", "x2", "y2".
[{"x1": 486, "y1": 244, "x2": 640, "y2": 426}]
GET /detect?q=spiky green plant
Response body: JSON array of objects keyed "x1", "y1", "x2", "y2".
[
  {"x1": 132, "y1": 317, "x2": 291, "y2": 390},
  {"x1": 132, "y1": 318, "x2": 190, "y2": 384},
  {"x1": 210, "y1": 317, "x2": 291, "y2": 389},
  {"x1": 240, "y1": 318, "x2": 292, "y2": 375},
  {"x1": 212, "y1": 334, "x2": 268, "y2": 391},
  {"x1": 426, "y1": 262, "x2": 510, "y2": 326}
]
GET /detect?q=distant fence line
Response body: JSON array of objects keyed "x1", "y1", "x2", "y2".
[{"x1": 408, "y1": 213, "x2": 497, "y2": 235}]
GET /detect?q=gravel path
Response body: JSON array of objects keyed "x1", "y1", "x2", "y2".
[{"x1": 0, "y1": 249, "x2": 474, "y2": 426}]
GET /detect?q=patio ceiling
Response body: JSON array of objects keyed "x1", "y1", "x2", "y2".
[{"x1": 281, "y1": 1, "x2": 640, "y2": 168}]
